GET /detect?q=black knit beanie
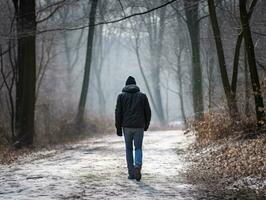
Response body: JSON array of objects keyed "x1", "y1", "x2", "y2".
[{"x1": 125, "y1": 76, "x2": 136, "y2": 85}]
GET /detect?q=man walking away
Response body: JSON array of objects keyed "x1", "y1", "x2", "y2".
[{"x1": 115, "y1": 76, "x2": 151, "y2": 181}]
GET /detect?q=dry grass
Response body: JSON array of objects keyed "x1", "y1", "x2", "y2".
[
  {"x1": 35, "y1": 112, "x2": 115, "y2": 147},
  {"x1": 186, "y1": 133, "x2": 266, "y2": 180},
  {"x1": 0, "y1": 112, "x2": 115, "y2": 164},
  {"x1": 185, "y1": 109, "x2": 266, "y2": 196},
  {"x1": 189, "y1": 110, "x2": 265, "y2": 147}
]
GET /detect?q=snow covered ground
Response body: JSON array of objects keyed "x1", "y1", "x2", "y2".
[{"x1": 0, "y1": 130, "x2": 196, "y2": 200}]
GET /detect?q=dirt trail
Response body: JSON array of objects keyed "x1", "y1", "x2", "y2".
[{"x1": 0, "y1": 130, "x2": 196, "y2": 200}]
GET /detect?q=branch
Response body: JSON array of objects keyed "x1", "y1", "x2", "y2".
[
  {"x1": 248, "y1": 0, "x2": 258, "y2": 16},
  {"x1": 37, "y1": 0, "x2": 177, "y2": 34},
  {"x1": 252, "y1": 31, "x2": 266, "y2": 37},
  {"x1": 117, "y1": 0, "x2": 127, "y2": 17},
  {"x1": 171, "y1": 4, "x2": 187, "y2": 23},
  {"x1": 37, "y1": 0, "x2": 67, "y2": 13},
  {"x1": 37, "y1": 2, "x2": 65, "y2": 24},
  {"x1": 197, "y1": 14, "x2": 209, "y2": 23},
  {"x1": 231, "y1": 0, "x2": 259, "y2": 94},
  {"x1": 257, "y1": 61, "x2": 266, "y2": 72}
]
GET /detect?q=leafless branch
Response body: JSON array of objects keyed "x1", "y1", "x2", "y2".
[{"x1": 37, "y1": 0, "x2": 177, "y2": 34}]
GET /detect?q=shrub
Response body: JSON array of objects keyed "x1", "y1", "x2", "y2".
[{"x1": 190, "y1": 109, "x2": 264, "y2": 145}]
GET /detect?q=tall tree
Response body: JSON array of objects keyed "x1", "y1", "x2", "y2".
[
  {"x1": 144, "y1": 0, "x2": 167, "y2": 124},
  {"x1": 239, "y1": 0, "x2": 265, "y2": 124},
  {"x1": 92, "y1": 0, "x2": 107, "y2": 116},
  {"x1": 175, "y1": 39, "x2": 187, "y2": 128},
  {"x1": 127, "y1": 0, "x2": 168, "y2": 124},
  {"x1": 244, "y1": 49, "x2": 250, "y2": 117},
  {"x1": 129, "y1": 26, "x2": 161, "y2": 123},
  {"x1": 207, "y1": 0, "x2": 238, "y2": 117},
  {"x1": 231, "y1": 0, "x2": 258, "y2": 100},
  {"x1": 58, "y1": 6, "x2": 84, "y2": 104},
  {"x1": 183, "y1": 0, "x2": 204, "y2": 121},
  {"x1": 92, "y1": 24, "x2": 106, "y2": 116},
  {"x1": 13, "y1": 0, "x2": 36, "y2": 146},
  {"x1": 76, "y1": 0, "x2": 98, "y2": 123},
  {"x1": 173, "y1": 6, "x2": 188, "y2": 127}
]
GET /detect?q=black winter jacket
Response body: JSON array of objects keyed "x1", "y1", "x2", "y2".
[{"x1": 115, "y1": 84, "x2": 151, "y2": 131}]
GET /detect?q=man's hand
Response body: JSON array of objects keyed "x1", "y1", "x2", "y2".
[
  {"x1": 117, "y1": 128, "x2": 122, "y2": 136},
  {"x1": 144, "y1": 126, "x2": 149, "y2": 131}
]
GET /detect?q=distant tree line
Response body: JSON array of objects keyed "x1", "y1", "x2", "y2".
[{"x1": 0, "y1": 0, "x2": 265, "y2": 148}]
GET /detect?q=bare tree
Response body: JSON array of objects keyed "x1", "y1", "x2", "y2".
[
  {"x1": 239, "y1": 0, "x2": 265, "y2": 125},
  {"x1": 92, "y1": 0, "x2": 108, "y2": 116},
  {"x1": 141, "y1": 0, "x2": 167, "y2": 124},
  {"x1": 183, "y1": 0, "x2": 204, "y2": 121},
  {"x1": 0, "y1": 44, "x2": 16, "y2": 142},
  {"x1": 207, "y1": 0, "x2": 239, "y2": 118},
  {"x1": 13, "y1": 0, "x2": 37, "y2": 147},
  {"x1": 76, "y1": 0, "x2": 98, "y2": 124},
  {"x1": 175, "y1": 38, "x2": 187, "y2": 128}
]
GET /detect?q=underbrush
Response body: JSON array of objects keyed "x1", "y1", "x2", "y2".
[
  {"x1": 0, "y1": 113, "x2": 115, "y2": 164},
  {"x1": 190, "y1": 110, "x2": 265, "y2": 147},
  {"x1": 185, "y1": 110, "x2": 266, "y2": 197},
  {"x1": 35, "y1": 113, "x2": 115, "y2": 147}
]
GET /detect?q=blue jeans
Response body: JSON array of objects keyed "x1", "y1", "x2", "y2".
[{"x1": 123, "y1": 128, "x2": 144, "y2": 176}]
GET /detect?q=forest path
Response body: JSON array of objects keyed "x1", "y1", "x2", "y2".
[{"x1": 0, "y1": 130, "x2": 197, "y2": 200}]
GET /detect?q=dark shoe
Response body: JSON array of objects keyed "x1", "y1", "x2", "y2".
[
  {"x1": 134, "y1": 166, "x2": 141, "y2": 181},
  {"x1": 128, "y1": 175, "x2": 134, "y2": 180}
]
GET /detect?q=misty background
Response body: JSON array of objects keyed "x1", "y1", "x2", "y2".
[{"x1": 0, "y1": 0, "x2": 265, "y2": 146}]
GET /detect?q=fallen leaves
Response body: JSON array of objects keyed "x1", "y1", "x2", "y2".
[
  {"x1": 0, "y1": 147, "x2": 33, "y2": 165},
  {"x1": 184, "y1": 112, "x2": 266, "y2": 197},
  {"x1": 185, "y1": 133, "x2": 266, "y2": 196}
]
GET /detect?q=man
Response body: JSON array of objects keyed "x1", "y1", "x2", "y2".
[{"x1": 115, "y1": 76, "x2": 151, "y2": 181}]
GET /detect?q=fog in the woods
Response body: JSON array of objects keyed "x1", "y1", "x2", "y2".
[
  {"x1": 0, "y1": 0, "x2": 265, "y2": 148},
  {"x1": 53, "y1": 26, "x2": 193, "y2": 121},
  {"x1": 0, "y1": 0, "x2": 266, "y2": 199}
]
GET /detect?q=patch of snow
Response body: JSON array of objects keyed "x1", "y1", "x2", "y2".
[
  {"x1": 229, "y1": 177, "x2": 266, "y2": 191},
  {"x1": 0, "y1": 131, "x2": 197, "y2": 200}
]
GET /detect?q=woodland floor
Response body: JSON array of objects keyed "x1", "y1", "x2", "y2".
[
  {"x1": 0, "y1": 130, "x2": 265, "y2": 200},
  {"x1": 0, "y1": 130, "x2": 199, "y2": 200}
]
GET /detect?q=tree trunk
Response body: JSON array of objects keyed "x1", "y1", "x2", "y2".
[
  {"x1": 134, "y1": 35, "x2": 161, "y2": 120},
  {"x1": 176, "y1": 48, "x2": 187, "y2": 128},
  {"x1": 239, "y1": 0, "x2": 265, "y2": 124},
  {"x1": 93, "y1": 22, "x2": 106, "y2": 116},
  {"x1": 231, "y1": 0, "x2": 258, "y2": 97},
  {"x1": 244, "y1": 49, "x2": 250, "y2": 117},
  {"x1": 149, "y1": 2, "x2": 167, "y2": 125},
  {"x1": 14, "y1": 0, "x2": 36, "y2": 146},
  {"x1": 207, "y1": 0, "x2": 238, "y2": 117},
  {"x1": 184, "y1": 0, "x2": 204, "y2": 121},
  {"x1": 151, "y1": 65, "x2": 165, "y2": 124},
  {"x1": 76, "y1": 0, "x2": 98, "y2": 123},
  {"x1": 206, "y1": 16, "x2": 216, "y2": 110},
  {"x1": 165, "y1": 72, "x2": 169, "y2": 122},
  {"x1": 231, "y1": 33, "x2": 243, "y2": 97},
  {"x1": 207, "y1": 57, "x2": 215, "y2": 110}
]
